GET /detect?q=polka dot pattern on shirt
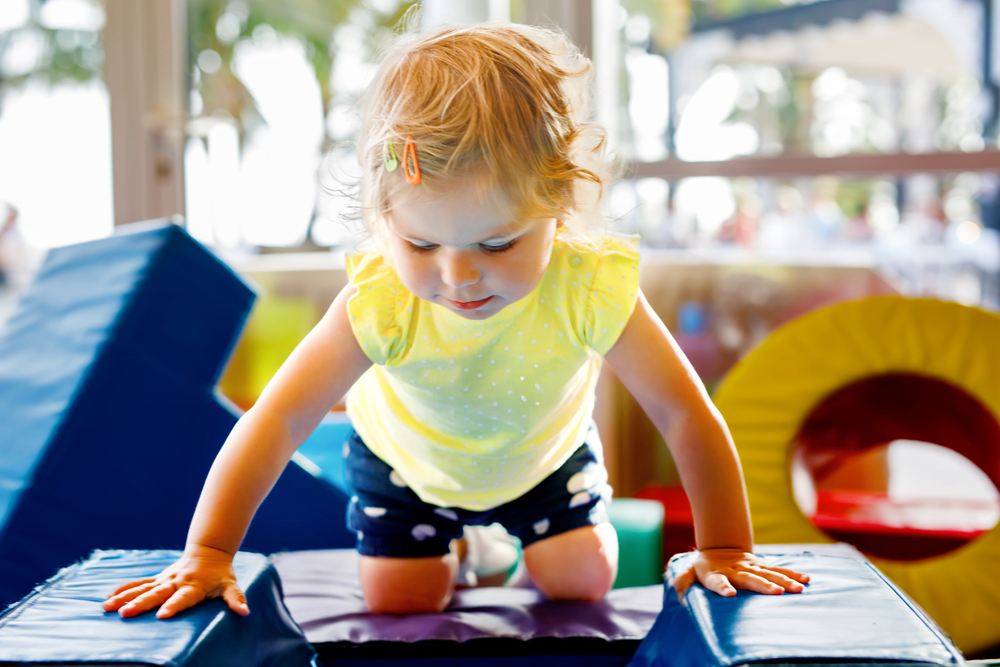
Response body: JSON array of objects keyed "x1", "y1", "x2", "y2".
[{"x1": 344, "y1": 235, "x2": 640, "y2": 510}]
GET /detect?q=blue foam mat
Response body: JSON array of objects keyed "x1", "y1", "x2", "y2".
[
  {"x1": 0, "y1": 548, "x2": 973, "y2": 666},
  {"x1": 296, "y1": 413, "x2": 354, "y2": 493},
  {"x1": 0, "y1": 222, "x2": 353, "y2": 608},
  {"x1": 628, "y1": 551, "x2": 965, "y2": 667},
  {"x1": 0, "y1": 550, "x2": 317, "y2": 666}
]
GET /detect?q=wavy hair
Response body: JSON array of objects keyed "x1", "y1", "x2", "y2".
[{"x1": 354, "y1": 22, "x2": 618, "y2": 249}]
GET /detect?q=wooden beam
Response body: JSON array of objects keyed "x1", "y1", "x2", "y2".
[
  {"x1": 631, "y1": 151, "x2": 1000, "y2": 180},
  {"x1": 104, "y1": 0, "x2": 187, "y2": 225}
]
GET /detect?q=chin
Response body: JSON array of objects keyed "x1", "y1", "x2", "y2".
[
  {"x1": 446, "y1": 304, "x2": 502, "y2": 321},
  {"x1": 460, "y1": 309, "x2": 500, "y2": 321}
]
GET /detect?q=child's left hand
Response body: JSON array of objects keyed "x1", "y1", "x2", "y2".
[{"x1": 670, "y1": 548, "x2": 809, "y2": 599}]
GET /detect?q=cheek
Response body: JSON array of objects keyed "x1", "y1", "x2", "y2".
[
  {"x1": 494, "y1": 244, "x2": 550, "y2": 294},
  {"x1": 387, "y1": 247, "x2": 435, "y2": 295}
]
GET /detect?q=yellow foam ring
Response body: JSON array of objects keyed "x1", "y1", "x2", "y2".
[{"x1": 713, "y1": 296, "x2": 1000, "y2": 654}]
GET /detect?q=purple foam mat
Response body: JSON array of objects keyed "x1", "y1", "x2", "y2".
[{"x1": 270, "y1": 549, "x2": 662, "y2": 645}]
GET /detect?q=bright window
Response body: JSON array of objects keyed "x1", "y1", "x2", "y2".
[{"x1": 0, "y1": 0, "x2": 113, "y2": 251}]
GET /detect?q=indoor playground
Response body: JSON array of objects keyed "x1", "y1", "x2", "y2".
[
  {"x1": 2, "y1": 222, "x2": 998, "y2": 666},
  {"x1": 2, "y1": 0, "x2": 1000, "y2": 666}
]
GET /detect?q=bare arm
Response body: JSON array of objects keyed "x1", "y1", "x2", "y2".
[
  {"x1": 605, "y1": 290, "x2": 807, "y2": 596},
  {"x1": 186, "y1": 283, "x2": 371, "y2": 556},
  {"x1": 104, "y1": 283, "x2": 372, "y2": 617}
]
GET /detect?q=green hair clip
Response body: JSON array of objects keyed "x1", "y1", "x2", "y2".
[{"x1": 384, "y1": 140, "x2": 399, "y2": 172}]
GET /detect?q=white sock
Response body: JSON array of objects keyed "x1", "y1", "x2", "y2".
[{"x1": 457, "y1": 523, "x2": 520, "y2": 587}]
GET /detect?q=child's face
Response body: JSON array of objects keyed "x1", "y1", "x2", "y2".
[{"x1": 386, "y1": 180, "x2": 557, "y2": 321}]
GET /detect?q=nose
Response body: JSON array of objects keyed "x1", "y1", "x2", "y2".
[{"x1": 439, "y1": 249, "x2": 481, "y2": 289}]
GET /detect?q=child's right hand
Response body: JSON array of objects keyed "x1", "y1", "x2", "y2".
[
  {"x1": 102, "y1": 286, "x2": 368, "y2": 621},
  {"x1": 102, "y1": 544, "x2": 249, "y2": 619}
]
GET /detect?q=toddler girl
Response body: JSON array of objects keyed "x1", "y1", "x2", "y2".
[{"x1": 104, "y1": 22, "x2": 807, "y2": 618}]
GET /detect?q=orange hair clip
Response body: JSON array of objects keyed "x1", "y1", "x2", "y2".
[{"x1": 403, "y1": 136, "x2": 421, "y2": 185}]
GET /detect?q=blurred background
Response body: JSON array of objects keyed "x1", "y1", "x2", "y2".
[{"x1": 2, "y1": 0, "x2": 1000, "y2": 573}]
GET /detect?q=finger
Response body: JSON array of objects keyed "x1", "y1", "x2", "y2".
[
  {"x1": 156, "y1": 585, "x2": 206, "y2": 620},
  {"x1": 701, "y1": 572, "x2": 737, "y2": 597},
  {"x1": 765, "y1": 566, "x2": 810, "y2": 584},
  {"x1": 731, "y1": 571, "x2": 784, "y2": 595},
  {"x1": 750, "y1": 567, "x2": 805, "y2": 593},
  {"x1": 103, "y1": 581, "x2": 159, "y2": 611},
  {"x1": 222, "y1": 584, "x2": 250, "y2": 617},
  {"x1": 119, "y1": 584, "x2": 176, "y2": 618},
  {"x1": 670, "y1": 565, "x2": 698, "y2": 599},
  {"x1": 111, "y1": 578, "x2": 157, "y2": 597}
]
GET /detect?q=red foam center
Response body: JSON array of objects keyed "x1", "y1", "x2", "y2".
[{"x1": 796, "y1": 373, "x2": 1000, "y2": 560}]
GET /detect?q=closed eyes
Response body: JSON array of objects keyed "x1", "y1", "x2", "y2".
[
  {"x1": 479, "y1": 239, "x2": 518, "y2": 254},
  {"x1": 406, "y1": 241, "x2": 438, "y2": 254},
  {"x1": 404, "y1": 239, "x2": 519, "y2": 255}
]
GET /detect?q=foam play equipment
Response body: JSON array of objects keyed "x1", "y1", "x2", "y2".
[
  {"x1": 271, "y1": 548, "x2": 663, "y2": 667},
  {"x1": 629, "y1": 550, "x2": 966, "y2": 667},
  {"x1": 0, "y1": 222, "x2": 354, "y2": 608},
  {"x1": 810, "y1": 488, "x2": 999, "y2": 560},
  {"x1": 218, "y1": 283, "x2": 320, "y2": 411},
  {"x1": 0, "y1": 550, "x2": 317, "y2": 666},
  {"x1": 0, "y1": 547, "x2": 661, "y2": 666},
  {"x1": 636, "y1": 483, "x2": 1000, "y2": 566},
  {"x1": 0, "y1": 545, "x2": 973, "y2": 666},
  {"x1": 633, "y1": 486, "x2": 696, "y2": 562},
  {"x1": 712, "y1": 296, "x2": 1000, "y2": 654},
  {"x1": 296, "y1": 412, "x2": 355, "y2": 492},
  {"x1": 607, "y1": 498, "x2": 664, "y2": 589}
]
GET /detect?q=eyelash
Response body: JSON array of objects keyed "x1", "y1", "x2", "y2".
[
  {"x1": 406, "y1": 242, "x2": 437, "y2": 254},
  {"x1": 480, "y1": 240, "x2": 518, "y2": 254},
  {"x1": 405, "y1": 240, "x2": 519, "y2": 255}
]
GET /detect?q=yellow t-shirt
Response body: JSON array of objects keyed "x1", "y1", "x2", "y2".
[{"x1": 345, "y1": 234, "x2": 640, "y2": 510}]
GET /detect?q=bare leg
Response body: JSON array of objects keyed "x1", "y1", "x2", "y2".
[
  {"x1": 522, "y1": 523, "x2": 619, "y2": 602},
  {"x1": 359, "y1": 549, "x2": 459, "y2": 614}
]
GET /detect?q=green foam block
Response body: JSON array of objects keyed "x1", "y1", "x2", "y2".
[{"x1": 608, "y1": 498, "x2": 665, "y2": 588}]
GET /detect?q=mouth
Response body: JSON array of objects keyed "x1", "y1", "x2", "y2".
[{"x1": 445, "y1": 296, "x2": 493, "y2": 310}]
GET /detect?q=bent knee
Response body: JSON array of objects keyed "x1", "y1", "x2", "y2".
[
  {"x1": 360, "y1": 554, "x2": 456, "y2": 615},
  {"x1": 538, "y1": 556, "x2": 616, "y2": 602},
  {"x1": 523, "y1": 524, "x2": 618, "y2": 603}
]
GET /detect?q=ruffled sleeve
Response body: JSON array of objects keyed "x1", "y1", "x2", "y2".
[
  {"x1": 582, "y1": 236, "x2": 640, "y2": 354},
  {"x1": 346, "y1": 252, "x2": 410, "y2": 365}
]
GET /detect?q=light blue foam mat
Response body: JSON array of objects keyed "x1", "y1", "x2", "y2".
[
  {"x1": 0, "y1": 221, "x2": 354, "y2": 609},
  {"x1": 0, "y1": 550, "x2": 317, "y2": 666},
  {"x1": 295, "y1": 413, "x2": 354, "y2": 495},
  {"x1": 628, "y1": 551, "x2": 966, "y2": 667}
]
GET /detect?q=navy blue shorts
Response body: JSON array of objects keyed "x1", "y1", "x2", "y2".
[{"x1": 344, "y1": 426, "x2": 613, "y2": 558}]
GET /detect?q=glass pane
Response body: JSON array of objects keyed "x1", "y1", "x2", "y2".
[
  {"x1": 184, "y1": 0, "x2": 416, "y2": 250},
  {"x1": 610, "y1": 0, "x2": 999, "y2": 314},
  {"x1": 691, "y1": 0, "x2": 827, "y2": 23},
  {"x1": 0, "y1": 0, "x2": 112, "y2": 324}
]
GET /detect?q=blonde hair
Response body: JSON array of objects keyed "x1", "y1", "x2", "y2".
[{"x1": 356, "y1": 22, "x2": 616, "y2": 248}]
